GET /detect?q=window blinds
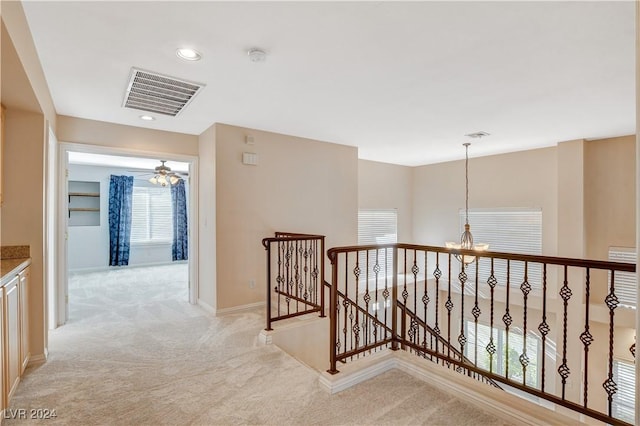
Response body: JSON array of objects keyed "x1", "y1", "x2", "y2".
[
  {"x1": 131, "y1": 185, "x2": 173, "y2": 244},
  {"x1": 608, "y1": 247, "x2": 636, "y2": 308},
  {"x1": 613, "y1": 359, "x2": 636, "y2": 423},
  {"x1": 357, "y1": 209, "x2": 398, "y2": 278},
  {"x1": 461, "y1": 209, "x2": 542, "y2": 289}
]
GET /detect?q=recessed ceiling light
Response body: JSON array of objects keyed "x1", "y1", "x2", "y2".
[
  {"x1": 247, "y1": 48, "x2": 266, "y2": 63},
  {"x1": 176, "y1": 48, "x2": 202, "y2": 61},
  {"x1": 139, "y1": 115, "x2": 155, "y2": 121}
]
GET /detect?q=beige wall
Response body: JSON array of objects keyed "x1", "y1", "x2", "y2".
[
  {"x1": 1, "y1": 109, "x2": 46, "y2": 357},
  {"x1": 57, "y1": 116, "x2": 199, "y2": 156},
  {"x1": 215, "y1": 123, "x2": 358, "y2": 309},
  {"x1": 585, "y1": 135, "x2": 636, "y2": 261},
  {"x1": 1, "y1": 1, "x2": 56, "y2": 130},
  {"x1": 1, "y1": 4, "x2": 57, "y2": 360},
  {"x1": 358, "y1": 159, "x2": 413, "y2": 243},
  {"x1": 412, "y1": 146, "x2": 559, "y2": 255},
  {"x1": 198, "y1": 125, "x2": 216, "y2": 310}
]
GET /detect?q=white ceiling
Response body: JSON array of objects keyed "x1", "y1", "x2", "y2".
[{"x1": 22, "y1": 1, "x2": 635, "y2": 166}]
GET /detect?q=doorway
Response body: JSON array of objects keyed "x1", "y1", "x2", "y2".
[{"x1": 54, "y1": 143, "x2": 198, "y2": 327}]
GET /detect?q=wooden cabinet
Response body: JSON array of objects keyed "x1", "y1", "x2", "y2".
[
  {"x1": 4, "y1": 276, "x2": 20, "y2": 401},
  {"x1": 18, "y1": 267, "x2": 29, "y2": 374},
  {"x1": 0, "y1": 263, "x2": 29, "y2": 407}
]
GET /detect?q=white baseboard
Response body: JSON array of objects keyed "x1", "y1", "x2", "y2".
[
  {"x1": 316, "y1": 349, "x2": 583, "y2": 425},
  {"x1": 197, "y1": 299, "x2": 216, "y2": 315},
  {"x1": 258, "y1": 329, "x2": 273, "y2": 345},
  {"x1": 319, "y1": 351, "x2": 396, "y2": 394},
  {"x1": 28, "y1": 353, "x2": 47, "y2": 365},
  {"x1": 215, "y1": 301, "x2": 265, "y2": 316}
]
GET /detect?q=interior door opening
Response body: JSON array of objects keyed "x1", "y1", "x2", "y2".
[{"x1": 55, "y1": 144, "x2": 198, "y2": 327}]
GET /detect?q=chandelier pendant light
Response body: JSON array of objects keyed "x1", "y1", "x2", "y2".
[
  {"x1": 149, "y1": 160, "x2": 183, "y2": 187},
  {"x1": 446, "y1": 142, "x2": 488, "y2": 264}
]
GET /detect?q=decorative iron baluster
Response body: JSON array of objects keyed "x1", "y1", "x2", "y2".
[
  {"x1": 538, "y1": 264, "x2": 549, "y2": 392},
  {"x1": 558, "y1": 265, "x2": 572, "y2": 400},
  {"x1": 402, "y1": 248, "x2": 408, "y2": 351},
  {"x1": 297, "y1": 242, "x2": 304, "y2": 311},
  {"x1": 446, "y1": 253, "x2": 453, "y2": 359},
  {"x1": 503, "y1": 260, "x2": 512, "y2": 379},
  {"x1": 343, "y1": 253, "x2": 348, "y2": 358},
  {"x1": 374, "y1": 249, "x2": 380, "y2": 350},
  {"x1": 631, "y1": 340, "x2": 636, "y2": 359},
  {"x1": 603, "y1": 269, "x2": 619, "y2": 417},
  {"x1": 472, "y1": 257, "x2": 480, "y2": 366},
  {"x1": 412, "y1": 250, "x2": 419, "y2": 348},
  {"x1": 364, "y1": 250, "x2": 370, "y2": 351},
  {"x1": 520, "y1": 261, "x2": 531, "y2": 386},
  {"x1": 487, "y1": 258, "x2": 497, "y2": 374},
  {"x1": 458, "y1": 261, "x2": 467, "y2": 357},
  {"x1": 286, "y1": 241, "x2": 293, "y2": 314},
  {"x1": 276, "y1": 241, "x2": 283, "y2": 318},
  {"x1": 352, "y1": 252, "x2": 361, "y2": 356},
  {"x1": 303, "y1": 240, "x2": 309, "y2": 301},
  {"x1": 383, "y1": 247, "x2": 389, "y2": 342},
  {"x1": 423, "y1": 250, "x2": 429, "y2": 354},
  {"x1": 580, "y1": 268, "x2": 593, "y2": 408}
]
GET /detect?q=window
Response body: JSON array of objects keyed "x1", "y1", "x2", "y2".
[
  {"x1": 465, "y1": 321, "x2": 541, "y2": 388},
  {"x1": 461, "y1": 208, "x2": 542, "y2": 289},
  {"x1": 608, "y1": 247, "x2": 636, "y2": 308},
  {"x1": 358, "y1": 209, "x2": 398, "y2": 278},
  {"x1": 613, "y1": 359, "x2": 636, "y2": 423},
  {"x1": 131, "y1": 185, "x2": 173, "y2": 244}
]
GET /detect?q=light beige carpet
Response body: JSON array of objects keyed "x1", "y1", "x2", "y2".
[{"x1": 6, "y1": 264, "x2": 507, "y2": 425}]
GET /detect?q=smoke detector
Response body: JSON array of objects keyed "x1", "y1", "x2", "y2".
[
  {"x1": 248, "y1": 48, "x2": 267, "y2": 63},
  {"x1": 465, "y1": 131, "x2": 491, "y2": 139}
]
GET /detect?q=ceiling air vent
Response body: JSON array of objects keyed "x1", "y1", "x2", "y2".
[{"x1": 122, "y1": 68, "x2": 205, "y2": 117}]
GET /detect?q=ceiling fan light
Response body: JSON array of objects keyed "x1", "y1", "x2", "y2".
[
  {"x1": 169, "y1": 175, "x2": 180, "y2": 185},
  {"x1": 149, "y1": 176, "x2": 158, "y2": 184}
]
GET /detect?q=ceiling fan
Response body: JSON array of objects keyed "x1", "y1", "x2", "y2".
[{"x1": 140, "y1": 160, "x2": 186, "y2": 187}]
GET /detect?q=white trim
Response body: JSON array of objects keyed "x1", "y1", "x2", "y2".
[
  {"x1": 28, "y1": 353, "x2": 47, "y2": 365},
  {"x1": 197, "y1": 299, "x2": 216, "y2": 316},
  {"x1": 316, "y1": 349, "x2": 584, "y2": 425},
  {"x1": 258, "y1": 329, "x2": 273, "y2": 345},
  {"x1": 69, "y1": 261, "x2": 187, "y2": 274},
  {"x1": 319, "y1": 351, "x2": 396, "y2": 394},
  {"x1": 57, "y1": 142, "x2": 200, "y2": 331},
  {"x1": 215, "y1": 301, "x2": 265, "y2": 316}
]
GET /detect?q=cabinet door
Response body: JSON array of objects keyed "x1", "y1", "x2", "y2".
[
  {"x1": 18, "y1": 267, "x2": 29, "y2": 373},
  {"x1": 4, "y1": 276, "x2": 20, "y2": 401}
]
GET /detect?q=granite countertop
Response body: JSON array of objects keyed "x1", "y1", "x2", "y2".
[
  {"x1": 0, "y1": 245, "x2": 31, "y2": 285},
  {"x1": 0, "y1": 258, "x2": 31, "y2": 285}
]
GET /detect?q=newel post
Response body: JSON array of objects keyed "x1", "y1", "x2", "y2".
[
  {"x1": 320, "y1": 236, "x2": 326, "y2": 318},
  {"x1": 264, "y1": 240, "x2": 273, "y2": 331},
  {"x1": 327, "y1": 250, "x2": 339, "y2": 374}
]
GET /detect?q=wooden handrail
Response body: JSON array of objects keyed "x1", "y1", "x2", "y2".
[{"x1": 327, "y1": 243, "x2": 636, "y2": 272}]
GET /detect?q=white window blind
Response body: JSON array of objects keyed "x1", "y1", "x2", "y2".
[
  {"x1": 608, "y1": 247, "x2": 636, "y2": 308},
  {"x1": 613, "y1": 359, "x2": 636, "y2": 423},
  {"x1": 358, "y1": 209, "x2": 398, "y2": 278},
  {"x1": 465, "y1": 321, "x2": 541, "y2": 388},
  {"x1": 461, "y1": 209, "x2": 542, "y2": 289},
  {"x1": 131, "y1": 185, "x2": 173, "y2": 244}
]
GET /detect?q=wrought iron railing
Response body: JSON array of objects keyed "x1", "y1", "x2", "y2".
[
  {"x1": 327, "y1": 243, "x2": 636, "y2": 426},
  {"x1": 262, "y1": 232, "x2": 325, "y2": 331}
]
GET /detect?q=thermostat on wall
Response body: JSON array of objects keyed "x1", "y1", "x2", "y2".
[{"x1": 242, "y1": 152, "x2": 258, "y2": 165}]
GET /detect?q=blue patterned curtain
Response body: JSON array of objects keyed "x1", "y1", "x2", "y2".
[
  {"x1": 108, "y1": 175, "x2": 134, "y2": 266},
  {"x1": 171, "y1": 179, "x2": 188, "y2": 261}
]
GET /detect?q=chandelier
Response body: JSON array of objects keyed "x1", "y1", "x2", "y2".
[
  {"x1": 446, "y1": 142, "x2": 488, "y2": 264},
  {"x1": 148, "y1": 160, "x2": 183, "y2": 187}
]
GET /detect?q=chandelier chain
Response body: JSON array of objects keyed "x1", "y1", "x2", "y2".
[{"x1": 464, "y1": 142, "x2": 470, "y2": 226}]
